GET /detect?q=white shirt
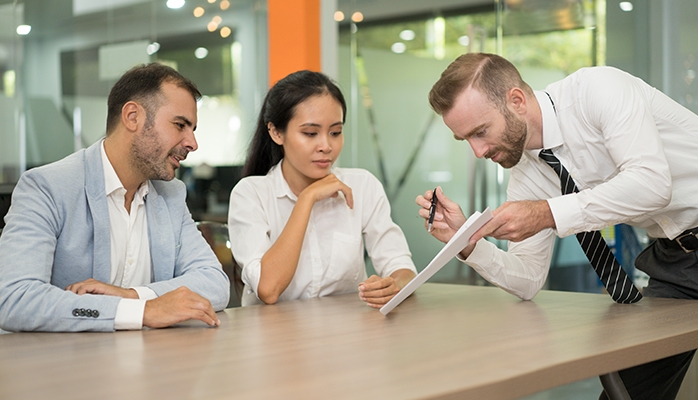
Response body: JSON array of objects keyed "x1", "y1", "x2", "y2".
[
  {"x1": 228, "y1": 161, "x2": 416, "y2": 305},
  {"x1": 464, "y1": 66, "x2": 698, "y2": 300},
  {"x1": 100, "y1": 142, "x2": 157, "y2": 329}
]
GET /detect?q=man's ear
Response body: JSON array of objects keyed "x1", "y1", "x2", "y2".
[
  {"x1": 268, "y1": 123, "x2": 284, "y2": 145},
  {"x1": 507, "y1": 87, "x2": 527, "y2": 115},
  {"x1": 121, "y1": 101, "x2": 143, "y2": 133}
]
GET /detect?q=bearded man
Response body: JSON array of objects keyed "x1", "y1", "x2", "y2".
[{"x1": 0, "y1": 63, "x2": 229, "y2": 332}]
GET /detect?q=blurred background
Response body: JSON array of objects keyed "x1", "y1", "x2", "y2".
[{"x1": 0, "y1": 0, "x2": 697, "y2": 396}]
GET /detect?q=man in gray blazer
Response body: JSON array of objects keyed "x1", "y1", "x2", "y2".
[{"x1": 0, "y1": 63, "x2": 230, "y2": 332}]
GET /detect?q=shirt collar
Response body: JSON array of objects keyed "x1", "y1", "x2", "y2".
[
  {"x1": 100, "y1": 139, "x2": 149, "y2": 200},
  {"x1": 270, "y1": 159, "x2": 297, "y2": 201},
  {"x1": 531, "y1": 90, "x2": 564, "y2": 154}
]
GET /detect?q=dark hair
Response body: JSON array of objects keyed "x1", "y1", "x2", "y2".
[
  {"x1": 106, "y1": 63, "x2": 202, "y2": 135},
  {"x1": 242, "y1": 70, "x2": 347, "y2": 177},
  {"x1": 429, "y1": 53, "x2": 533, "y2": 115}
]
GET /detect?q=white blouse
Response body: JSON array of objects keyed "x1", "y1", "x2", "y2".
[{"x1": 228, "y1": 161, "x2": 416, "y2": 305}]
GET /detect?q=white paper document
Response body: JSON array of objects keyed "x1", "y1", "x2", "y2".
[{"x1": 379, "y1": 208, "x2": 493, "y2": 315}]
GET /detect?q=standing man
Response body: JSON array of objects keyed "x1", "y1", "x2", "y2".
[
  {"x1": 416, "y1": 53, "x2": 698, "y2": 399},
  {"x1": 0, "y1": 63, "x2": 229, "y2": 332}
]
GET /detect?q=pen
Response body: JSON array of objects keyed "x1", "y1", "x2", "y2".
[{"x1": 427, "y1": 187, "x2": 438, "y2": 232}]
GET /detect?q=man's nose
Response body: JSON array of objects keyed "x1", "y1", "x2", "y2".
[
  {"x1": 469, "y1": 140, "x2": 488, "y2": 159},
  {"x1": 183, "y1": 128, "x2": 198, "y2": 152}
]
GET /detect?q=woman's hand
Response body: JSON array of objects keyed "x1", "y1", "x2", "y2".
[
  {"x1": 358, "y1": 269, "x2": 416, "y2": 308},
  {"x1": 300, "y1": 173, "x2": 354, "y2": 209},
  {"x1": 358, "y1": 275, "x2": 401, "y2": 308}
]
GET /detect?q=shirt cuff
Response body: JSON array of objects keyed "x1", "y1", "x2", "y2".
[
  {"x1": 113, "y1": 287, "x2": 158, "y2": 330},
  {"x1": 455, "y1": 239, "x2": 489, "y2": 264},
  {"x1": 114, "y1": 298, "x2": 147, "y2": 330},
  {"x1": 133, "y1": 286, "x2": 158, "y2": 300},
  {"x1": 546, "y1": 194, "x2": 582, "y2": 237}
]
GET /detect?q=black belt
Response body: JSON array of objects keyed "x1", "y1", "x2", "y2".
[{"x1": 663, "y1": 227, "x2": 698, "y2": 253}]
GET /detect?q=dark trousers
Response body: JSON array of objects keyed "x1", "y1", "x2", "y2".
[{"x1": 599, "y1": 237, "x2": 698, "y2": 400}]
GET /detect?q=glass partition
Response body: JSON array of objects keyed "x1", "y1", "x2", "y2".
[
  {"x1": 0, "y1": 0, "x2": 267, "y2": 222},
  {"x1": 336, "y1": 1, "x2": 600, "y2": 283}
]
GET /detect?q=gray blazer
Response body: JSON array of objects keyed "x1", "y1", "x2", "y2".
[{"x1": 0, "y1": 140, "x2": 230, "y2": 332}]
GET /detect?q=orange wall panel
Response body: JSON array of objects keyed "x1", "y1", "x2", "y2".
[{"x1": 267, "y1": 0, "x2": 321, "y2": 86}]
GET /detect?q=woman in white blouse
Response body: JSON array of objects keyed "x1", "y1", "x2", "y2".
[{"x1": 228, "y1": 70, "x2": 416, "y2": 307}]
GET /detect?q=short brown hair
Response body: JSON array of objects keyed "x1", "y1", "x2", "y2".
[
  {"x1": 106, "y1": 63, "x2": 201, "y2": 135},
  {"x1": 428, "y1": 53, "x2": 533, "y2": 115}
]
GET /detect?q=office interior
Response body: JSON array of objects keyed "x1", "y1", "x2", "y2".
[{"x1": 0, "y1": 0, "x2": 696, "y2": 398}]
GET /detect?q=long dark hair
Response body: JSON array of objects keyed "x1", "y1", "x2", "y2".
[{"x1": 242, "y1": 70, "x2": 347, "y2": 177}]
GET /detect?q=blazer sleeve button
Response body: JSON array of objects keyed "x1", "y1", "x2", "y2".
[
  {"x1": 93, "y1": 310, "x2": 99, "y2": 318},
  {"x1": 72, "y1": 309, "x2": 80, "y2": 317}
]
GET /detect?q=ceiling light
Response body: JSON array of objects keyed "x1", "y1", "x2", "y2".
[
  {"x1": 351, "y1": 12, "x2": 363, "y2": 23},
  {"x1": 399, "y1": 30, "x2": 415, "y2": 41},
  {"x1": 146, "y1": 42, "x2": 161, "y2": 55},
  {"x1": 212, "y1": 15, "x2": 222, "y2": 24},
  {"x1": 193, "y1": 7, "x2": 204, "y2": 17},
  {"x1": 391, "y1": 42, "x2": 406, "y2": 54},
  {"x1": 16, "y1": 25, "x2": 31, "y2": 35},
  {"x1": 619, "y1": 2, "x2": 633, "y2": 11},
  {"x1": 166, "y1": 0, "x2": 185, "y2": 9},
  {"x1": 220, "y1": 0, "x2": 230, "y2": 10},
  {"x1": 195, "y1": 47, "x2": 209, "y2": 59},
  {"x1": 334, "y1": 11, "x2": 344, "y2": 22},
  {"x1": 207, "y1": 21, "x2": 218, "y2": 32},
  {"x1": 228, "y1": 115, "x2": 241, "y2": 133},
  {"x1": 220, "y1": 26, "x2": 231, "y2": 38}
]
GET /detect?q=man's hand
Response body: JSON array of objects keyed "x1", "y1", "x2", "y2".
[
  {"x1": 142, "y1": 286, "x2": 220, "y2": 329},
  {"x1": 470, "y1": 200, "x2": 555, "y2": 244},
  {"x1": 415, "y1": 187, "x2": 467, "y2": 243},
  {"x1": 66, "y1": 278, "x2": 139, "y2": 299}
]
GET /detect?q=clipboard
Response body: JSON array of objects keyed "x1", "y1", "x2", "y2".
[{"x1": 379, "y1": 208, "x2": 493, "y2": 315}]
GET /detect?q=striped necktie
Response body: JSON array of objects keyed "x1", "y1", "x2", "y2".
[{"x1": 539, "y1": 149, "x2": 642, "y2": 304}]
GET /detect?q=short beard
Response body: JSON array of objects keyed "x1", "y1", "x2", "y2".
[
  {"x1": 129, "y1": 115, "x2": 175, "y2": 182},
  {"x1": 497, "y1": 108, "x2": 527, "y2": 168}
]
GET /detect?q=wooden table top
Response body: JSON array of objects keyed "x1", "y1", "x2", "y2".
[{"x1": 1, "y1": 283, "x2": 698, "y2": 400}]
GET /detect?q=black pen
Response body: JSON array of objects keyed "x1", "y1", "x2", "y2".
[{"x1": 427, "y1": 187, "x2": 438, "y2": 232}]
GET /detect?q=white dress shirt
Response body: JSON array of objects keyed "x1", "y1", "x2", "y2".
[
  {"x1": 228, "y1": 160, "x2": 416, "y2": 305},
  {"x1": 100, "y1": 142, "x2": 157, "y2": 329},
  {"x1": 463, "y1": 66, "x2": 698, "y2": 300}
]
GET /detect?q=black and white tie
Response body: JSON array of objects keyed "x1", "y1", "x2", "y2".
[{"x1": 539, "y1": 148, "x2": 642, "y2": 304}]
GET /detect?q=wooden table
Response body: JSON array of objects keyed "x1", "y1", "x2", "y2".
[{"x1": 1, "y1": 283, "x2": 698, "y2": 400}]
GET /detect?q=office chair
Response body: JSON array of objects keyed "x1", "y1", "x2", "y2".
[
  {"x1": 0, "y1": 183, "x2": 15, "y2": 237},
  {"x1": 195, "y1": 221, "x2": 242, "y2": 308}
]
